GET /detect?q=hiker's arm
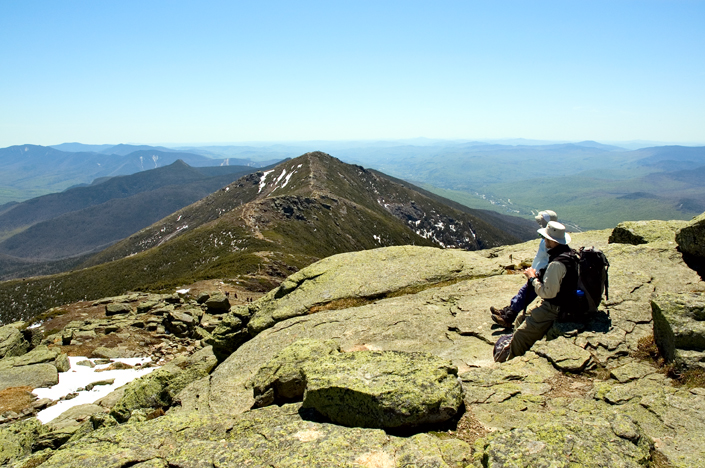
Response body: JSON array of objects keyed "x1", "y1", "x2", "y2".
[
  {"x1": 531, "y1": 239, "x2": 548, "y2": 270},
  {"x1": 529, "y1": 262, "x2": 566, "y2": 299}
]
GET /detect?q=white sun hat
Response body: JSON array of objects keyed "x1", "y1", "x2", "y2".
[{"x1": 537, "y1": 221, "x2": 571, "y2": 245}]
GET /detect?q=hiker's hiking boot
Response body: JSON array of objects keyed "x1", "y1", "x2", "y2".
[{"x1": 490, "y1": 306, "x2": 513, "y2": 329}]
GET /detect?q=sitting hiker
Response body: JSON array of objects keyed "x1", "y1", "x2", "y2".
[
  {"x1": 493, "y1": 221, "x2": 578, "y2": 362},
  {"x1": 490, "y1": 210, "x2": 558, "y2": 328}
]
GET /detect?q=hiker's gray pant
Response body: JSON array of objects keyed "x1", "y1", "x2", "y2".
[{"x1": 508, "y1": 301, "x2": 560, "y2": 359}]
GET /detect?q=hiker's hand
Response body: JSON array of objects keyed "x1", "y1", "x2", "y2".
[{"x1": 523, "y1": 268, "x2": 537, "y2": 280}]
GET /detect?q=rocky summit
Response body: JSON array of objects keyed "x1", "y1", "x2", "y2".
[{"x1": 1, "y1": 213, "x2": 705, "y2": 467}]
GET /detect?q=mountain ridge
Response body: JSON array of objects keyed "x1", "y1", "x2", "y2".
[{"x1": 0, "y1": 152, "x2": 535, "y2": 323}]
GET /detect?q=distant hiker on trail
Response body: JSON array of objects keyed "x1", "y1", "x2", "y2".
[
  {"x1": 491, "y1": 210, "x2": 558, "y2": 328},
  {"x1": 494, "y1": 221, "x2": 578, "y2": 362}
]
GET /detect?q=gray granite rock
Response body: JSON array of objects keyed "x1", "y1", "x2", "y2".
[
  {"x1": 0, "y1": 363, "x2": 58, "y2": 391},
  {"x1": 676, "y1": 211, "x2": 705, "y2": 259},
  {"x1": 0, "y1": 325, "x2": 29, "y2": 359},
  {"x1": 105, "y1": 303, "x2": 133, "y2": 316},
  {"x1": 40, "y1": 404, "x2": 471, "y2": 468},
  {"x1": 533, "y1": 337, "x2": 593, "y2": 372},
  {"x1": 250, "y1": 338, "x2": 340, "y2": 408},
  {"x1": 302, "y1": 350, "x2": 463, "y2": 429},
  {"x1": 609, "y1": 219, "x2": 687, "y2": 245},
  {"x1": 652, "y1": 292, "x2": 705, "y2": 366},
  {"x1": 204, "y1": 293, "x2": 230, "y2": 313}
]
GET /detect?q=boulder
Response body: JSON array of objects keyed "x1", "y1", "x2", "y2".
[
  {"x1": 204, "y1": 293, "x2": 230, "y2": 313},
  {"x1": 22, "y1": 327, "x2": 44, "y2": 348},
  {"x1": 652, "y1": 292, "x2": 705, "y2": 367},
  {"x1": 609, "y1": 220, "x2": 687, "y2": 245},
  {"x1": 110, "y1": 346, "x2": 217, "y2": 422},
  {"x1": 205, "y1": 313, "x2": 250, "y2": 360},
  {"x1": 196, "y1": 292, "x2": 210, "y2": 304},
  {"x1": 302, "y1": 350, "x2": 463, "y2": 429},
  {"x1": 7, "y1": 345, "x2": 59, "y2": 367},
  {"x1": 164, "y1": 310, "x2": 196, "y2": 337},
  {"x1": 0, "y1": 418, "x2": 48, "y2": 466},
  {"x1": 0, "y1": 363, "x2": 58, "y2": 392},
  {"x1": 676, "y1": 211, "x2": 705, "y2": 260},
  {"x1": 105, "y1": 303, "x2": 132, "y2": 316},
  {"x1": 55, "y1": 352, "x2": 71, "y2": 372},
  {"x1": 250, "y1": 338, "x2": 340, "y2": 408},
  {"x1": 0, "y1": 325, "x2": 29, "y2": 359}
]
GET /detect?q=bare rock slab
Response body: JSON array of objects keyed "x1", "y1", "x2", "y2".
[
  {"x1": 39, "y1": 404, "x2": 471, "y2": 468},
  {"x1": 609, "y1": 220, "x2": 687, "y2": 245},
  {"x1": 652, "y1": 292, "x2": 705, "y2": 367},
  {"x1": 302, "y1": 350, "x2": 463, "y2": 430},
  {"x1": 532, "y1": 337, "x2": 593, "y2": 372},
  {"x1": 247, "y1": 245, "x2": 503, "y2": 334},
  {"x1": 0, "y1": 363, "x2": 58, "y2": 392},
  {"x1": 472, "y1": 417, "x2": 651, "y2": 468}
]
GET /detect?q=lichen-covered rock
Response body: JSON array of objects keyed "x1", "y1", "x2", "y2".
[
  {"x1": 2, "y1": 345, "x2": 58, "y2": 368},
  {"x1": 0, "y1": 324, "x2": 29, "y2": 359},
  {"x1": 91, "y1": 346, "x2": 121, "y2": 359},
  {"x1": 164, "y1": 309, "x2": 196, "y2": 337},
  {"x1": 251, "y1": 338, "x2": 340, "y2": 408},
  {"x1": 22, "y1": 326, "x2": 43, "y2": 348},
  {"x1": 55, "y1": 352, "x2": 71, "y2": 372},
  {"x1": 609, "y1": 361, "x2": 656, "y2": 383},
  {"x1": 471, "y1": 416, "x2": 652, "y2": 468},
  {"x1": 0, "y1": 418, "x2": 48, "y2": 465},
  {"x1": 7, "y1": 449, "x2": 54, "y2": 468},
  {"x1": 609, "y1": 220, "x2": 688, "y2": 245},
  {"x1": 196, "y1": 292, "x2": 210, "y2": 304},
  {"x1": 205, "y1": 313, "x2": 250, "y2": 360},
  {"x1": 110, "y1": 346, "x2": 217, "y2": 422},
  {"x1": 247, "y1": 245, "x2": 503, "y2": 335},
  {"x1": 302, "y1": 350, "x2": 463, "y2": 429},
  {"x1": 39, "y1": 404, "x2": 471, "y2": 468},
  {"x1": 532, "y1": 336, "x2": 593, "y2": 372},
  {"x1": 652, "y1": 292, "x2": 705, "y2": 366},
  {"x1": 105, "y1": 303, "x2": 133, "y2": 316},
  {"x1": 0, "y1": 363, "x2": 58, "y2": 391},
  {"x1": 676, "y1": 211, "x2": 705, "y2": 259},
  {"x1": 204, "y1": 293, "x2": 230, "y2": 313}
]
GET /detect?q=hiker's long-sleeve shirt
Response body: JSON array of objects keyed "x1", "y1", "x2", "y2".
[
  {"x1": 531, "y1": 239, "x2": 549, "y2": 271},
  {"x1": 531, "y1": 261, "x2": 566, "y2": 300}
]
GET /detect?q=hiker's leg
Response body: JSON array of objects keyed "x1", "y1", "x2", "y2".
[
  {"x1": 507, "y1": 283, "x2": 537, "y2": 322},
  {"x1": 508, "y1": 302, "x2": 560, "y2": 359},
  {"x1": 513, "y1": 308, "x2": 528, "y2": 328}
]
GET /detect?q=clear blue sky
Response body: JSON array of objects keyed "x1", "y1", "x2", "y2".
[{"x1": 1, "y1": 0, "x2": 704, "y2": 147}]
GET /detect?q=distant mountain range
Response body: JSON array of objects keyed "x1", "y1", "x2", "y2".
[
  {"x1": 0, "y1": 152, "x2": 536, "y2": 322},
  {"x1": 3, "y1": 141, "x2": 704, "y2": 231},
  {"x1": 335, "y1": 144, "x2": 705, "y2": 230},
  {"x1": 0, "y1": 160, "x2": 280, "y2": 275},
  {"x1": 0, "y1": 144, "x2": 283, "y2": 205}
]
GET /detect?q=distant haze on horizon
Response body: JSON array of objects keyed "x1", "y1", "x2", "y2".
[{"x1": 1, "y1": 0, "x2": 703, "y2": 148}]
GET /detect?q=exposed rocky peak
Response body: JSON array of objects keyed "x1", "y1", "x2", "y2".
[{"x1": 2, "y1": 215, "x2": 705, "y2": 466}]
